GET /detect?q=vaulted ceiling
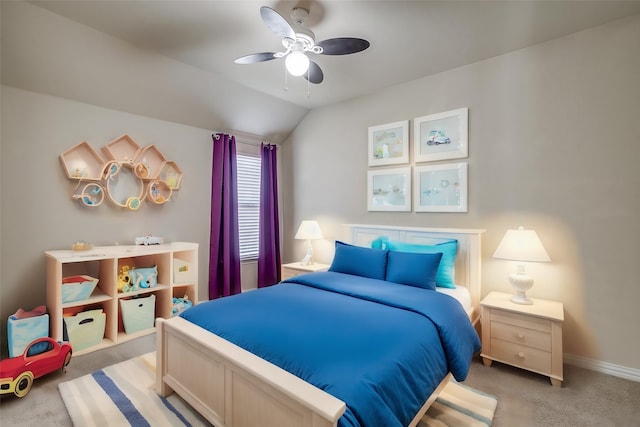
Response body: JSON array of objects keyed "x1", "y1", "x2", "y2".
[{"x1": 9, "y1": 1, "x2": 640, "y2": 142}]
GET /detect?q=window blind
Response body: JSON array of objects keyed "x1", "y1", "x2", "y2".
[{"x1": 236, "y1": 154, "x2": 261, "y2": 261}]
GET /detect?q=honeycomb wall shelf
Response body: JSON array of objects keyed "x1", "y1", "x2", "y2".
[{"x1": 60, "y1": 136, "x2": 182, "y2": 210}]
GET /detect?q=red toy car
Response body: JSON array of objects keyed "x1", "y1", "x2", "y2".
[{"x1": 0, "y1": 337, "x2": 72, "y2": 397}]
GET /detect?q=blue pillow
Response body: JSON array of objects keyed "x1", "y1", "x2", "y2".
[
  {"x1": 382, "y1": 240, "x2": 458, "y2": 288},
  {"x1": 329, "y1": 241, "x2": 388, "y2": 280},
  {"x1": 385, "y1": 251, "x2": 443, "y2": 290}
]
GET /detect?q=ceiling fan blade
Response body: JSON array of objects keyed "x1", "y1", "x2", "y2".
[
  {"x1": 260, "y1": 6, "x2": 296, "y2": 40},
  {"x1": 234, "y1": 52, "x2": 279, "y2": 64},
  {"x1": 305, "y1": 61, "x2": 324, "y2": 84},
  {"x1": 317, "y1": 37, "x2": 370, "y2": 55}
]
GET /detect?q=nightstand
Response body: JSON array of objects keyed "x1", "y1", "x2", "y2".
[
  {"x1": 281, "y1": 262, "x2": 330, "y2": 280},
  {"x1": 480, "y1": 291, "x2": 564, "y2": 386}
]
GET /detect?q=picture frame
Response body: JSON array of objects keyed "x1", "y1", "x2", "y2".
[
  {"x1": 413, "y1": 162, "x2": 468, "y2": 212},
  {"x1": 413, "y1": 108, "x2": 468, "y2": 162},
  {"x1": 368, "y1": 120, "x2": 409, "y2": 166},
  {"x1": 367, "y1": 167, "x2": 411, "y2": 212}
]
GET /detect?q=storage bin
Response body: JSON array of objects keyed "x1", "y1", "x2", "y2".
[
  {"x1": 120, "y1": 294, "x2": 155, "y2": 334},
  {"x1": 173, "y1": 258, "x2": 195, "y2": 283},
  {"x1": 62, "y1": 275, "x2": 99, "y2": 303},
  {"x1": 7, "y1": 307, "x2": 49, "y2": 357},
  {"x1": 63, "y1": 309, "x2": 105, "y2": 352}
]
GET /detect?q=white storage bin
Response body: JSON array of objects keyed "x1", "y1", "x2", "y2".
[
  {"x1": 120, "y1": 294, "x2": 155, "y2": 334},
  {"x1": 64, "y1": 309, "x2": 105, "y2": 352},
  {"x1": 173, "y1": 258, "x2": 195, "y2": 283}
]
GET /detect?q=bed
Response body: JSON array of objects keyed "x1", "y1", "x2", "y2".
[{"x1": 156, "y1": 224, "x2": 485, "y2": 427}]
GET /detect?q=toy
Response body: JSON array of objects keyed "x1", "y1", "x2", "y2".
[
  {"x1": 135, "y1": 235, "x2": 164, "y2": 245},
  {"x1": 128, "y1": 266, "x2": 158, "y2": 290},
  {"x1": 117, "y1": 265, "x2": 131, "y2": 292},
  {"x1": 0, "y1": 337, "x2": 72, "y2": 398},
  {"x1": 172, "y1": 295, "x2": 192, "y2": 316}
]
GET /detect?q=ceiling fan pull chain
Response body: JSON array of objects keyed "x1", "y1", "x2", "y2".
[{"x1": 307, "y1": 75, "x2": 310, "y2": 98}]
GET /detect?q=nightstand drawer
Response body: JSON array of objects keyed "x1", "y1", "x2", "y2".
[
  {"x1": 491, "y1": 338, "x2": 552, "y2": 374},
  {"x1": 491, "y1": 309, "x2": 551, "y2": 333},
  {"x1": 491, "y1": 321, "x2": 551, "y2": 351},
  {"x1": 281, "y1": 269, "x2": 299, "y2": 280}
]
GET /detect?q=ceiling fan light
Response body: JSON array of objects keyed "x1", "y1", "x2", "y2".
[{"x1": 285, "y1": 50, "x2": 310, "y2": 76}]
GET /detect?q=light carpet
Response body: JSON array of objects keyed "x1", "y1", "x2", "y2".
[{"x1": 59, "y1": 352, "x2": 496, "y2": 427}]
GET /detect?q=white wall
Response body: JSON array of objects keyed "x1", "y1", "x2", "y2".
[
  {"x1": 282, "y1": 14, "x2": 640, "y2": 372},
  {"x1": 0, "y1": 86, "x2": 214, "y2": 355}
]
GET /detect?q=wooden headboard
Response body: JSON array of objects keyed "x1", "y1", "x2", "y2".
[{"x1": 344, "y1": 224, "x2": 485, "y2": 325}]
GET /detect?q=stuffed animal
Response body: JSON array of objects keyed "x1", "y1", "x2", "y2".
[
  {"x1": 128, "y1": 266, "x2": 158, "y2": 289},
  {"x1": 172, "y1": 295, "x2": 192, "y2": 316},
  {"x1": 117, "y1": 266, "x2": 131, "y2": 292}
]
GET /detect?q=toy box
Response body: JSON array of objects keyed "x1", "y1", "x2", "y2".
[
  {"x1": 63, "y1": 309, "x2": 105, "y2": 352},
  {"x1": 120, "y1": 294, "x2": 155, "y2": 334},
  {"x1": 7, "y1": 306, "x2": 49, "y2": 357},
  {"x1": 61, "y1": 275, "x2": 99, "y2": 303}
]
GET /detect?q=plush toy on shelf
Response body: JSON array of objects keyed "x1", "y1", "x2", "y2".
[
  {"x1": 117, "y1": 265, "x2": 131, "y2": 292},
  {"x1": 172, "y1": 295, "x2": 192, "y2": 316}
]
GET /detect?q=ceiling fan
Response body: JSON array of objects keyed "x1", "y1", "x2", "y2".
[{"x1": 235, "y1": 6, "x2": 370, "y2": 84}]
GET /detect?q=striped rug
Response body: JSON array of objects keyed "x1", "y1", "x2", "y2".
[{"x1": 59, "y1": 352, "x2": 496, "y2": 427}]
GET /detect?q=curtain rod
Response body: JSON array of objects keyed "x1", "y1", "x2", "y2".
[{"x1": 213, "y1": 129, "x2": 274, "y2": 146}]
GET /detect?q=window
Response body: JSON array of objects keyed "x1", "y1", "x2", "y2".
[{"x1": 236, "y1": 154, "x2": 261, "y2": 261}]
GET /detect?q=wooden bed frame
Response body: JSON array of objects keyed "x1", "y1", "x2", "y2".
[{"x1": 156, "y1": 225, "x2": 484, "y2": 427}]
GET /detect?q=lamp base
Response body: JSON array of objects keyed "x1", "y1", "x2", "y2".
[
  {"x1": 510, "y1": 291, "x2": 533, "y2": 305},
  {"x1": 509, "y1": 271, "x2": 534, "y2": 305},
  {"x1": 299, "y1": 240, "x2": 314, "y2": 266}
]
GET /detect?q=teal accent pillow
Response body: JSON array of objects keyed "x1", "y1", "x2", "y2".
[
  {"x1": 382, "y1": 240, "x2": 458, "y2": 288},
  {"x1": 385, "y1": 251, "x2": 443, "y2": 290},
  {"x1": 329, "y1": 241, "x2": 388, "y2": 280},
  {"x1": 370, "y1": 237, "x2": 388, "y2": 250}
]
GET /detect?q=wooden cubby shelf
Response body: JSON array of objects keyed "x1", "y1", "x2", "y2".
[{"x1": 46, "y1": 242, "x2": 198, "y2": 355}]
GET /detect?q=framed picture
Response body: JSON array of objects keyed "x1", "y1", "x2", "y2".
[
  {"x1": 368, "y1": 120, "x2": 409, "y2": 166},
  {"x1": 413, "y1": 108, "x2": 468, "y2": 162},
  {"x1": 414, "y1": 162, "x2": 468, "y2": 212},
  {"x1": 367, "y1": 167, "x2": 411, "y2": 212}
]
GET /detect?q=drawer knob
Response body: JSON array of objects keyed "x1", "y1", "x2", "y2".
[
  {"x1": 516, "y1": 333, "x2": 525, "y2": 340},
  {"x1": 516, "y1": 352, "x2": 525, "y2": 359}
]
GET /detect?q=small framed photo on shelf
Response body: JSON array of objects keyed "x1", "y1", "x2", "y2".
[
  {"x1": 414, "y1": 162, "x2": 468, "y2": 212},
  {"x1": 413, "y1": 108, "x2": 468, "y2": 162},
  {"x1": 367, "y1": 167, "x2": 411, "y2": 212},
  {"x1": 368, "y1": 120, "x2": 409, "y2": 166}
]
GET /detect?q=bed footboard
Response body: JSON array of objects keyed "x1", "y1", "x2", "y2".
[{"x1": 156, "y1": 316, "x2": 346, "y2": 427}]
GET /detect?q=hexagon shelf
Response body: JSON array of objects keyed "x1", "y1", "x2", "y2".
[
  {"x1": 60, "y1": 142, "x2": 105, "y2": 181},
  {"x1": 60, "y1": 136, "x2": 182, "y2": 210}
]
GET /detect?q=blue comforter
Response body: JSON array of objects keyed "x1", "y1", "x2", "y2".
[{"x1": 181, "y1": 271, "x2": 480, "y2": 427}]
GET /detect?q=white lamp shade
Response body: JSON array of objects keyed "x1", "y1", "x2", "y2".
[
  {"x1": 493, "y1": 227, "x2": 550, "y2": 262},
  {"x1": 295, "y1": 220, "x2": 323, "y2": 240},
  {"x1": 285, "y1": 51, "x2": 310, "y2": 76}
]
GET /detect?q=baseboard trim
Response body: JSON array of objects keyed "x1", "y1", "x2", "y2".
[{"x1": 564, "y1": 353, "x2": 640, "y2": 382}]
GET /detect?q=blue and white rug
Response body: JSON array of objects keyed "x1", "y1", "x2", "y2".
[
  {"x1": 60, "y1": 352, "x2": 496, "y2": 427},
  {"x1": 59, "y1": 352, "x2": 211, "y2": 426}
]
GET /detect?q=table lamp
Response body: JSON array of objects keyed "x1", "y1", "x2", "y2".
[
  {"x1": 493, "y1": 226, "x2": 551, "y2": 305},
  {"x1": 294, "y1": 220, "x2": 323, "y2": 265}
]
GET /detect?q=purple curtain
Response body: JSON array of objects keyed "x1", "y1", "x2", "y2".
[
  {"x1": 257, "y1": 143, "x2": 281, "y2": 288},
  {"x1": 209, "y1": 133, "x2": 242, "y2": 298}
]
